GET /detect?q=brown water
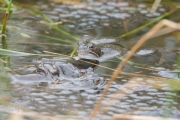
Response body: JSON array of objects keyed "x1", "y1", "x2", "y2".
[{"x1": 0, "y1": 0, "x2": 180, "y2": 120}]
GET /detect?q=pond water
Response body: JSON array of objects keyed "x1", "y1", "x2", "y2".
[{"x1": 0, "y1": 0, "x2": 180, "y2": 120}]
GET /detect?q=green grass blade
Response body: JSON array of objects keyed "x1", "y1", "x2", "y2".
[
  {"x1": 29, "y1": 9, "x2": 80, "y2": 41},
  {"x1": 0, "y1": 48, "x2": 53, "y2": 56},
  {"x1": 35, "y1": 33, "x2": 74, "y2": 44},
  {"x1": 7, "y1": 0, "x2": 12, "y2": 13},
  {"x1": 118, "y1": 8, "x2": 177, "y2": 38},
  {"x1": 0, "y1": 7, "x2": 8, "y2": 11},
  {"x1": 1, "y1": 0, "x2": 12, "y2": 34}
]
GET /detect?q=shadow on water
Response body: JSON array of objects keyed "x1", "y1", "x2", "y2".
[{"x1": 0, "y1": 0, "x2": 180, "y2": 119}]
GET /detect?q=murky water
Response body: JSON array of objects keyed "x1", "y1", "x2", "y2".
[{"x1": 0, "y1": 0, "x2": 180, "y2": 120}]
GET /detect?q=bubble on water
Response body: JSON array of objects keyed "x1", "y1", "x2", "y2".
[
  {"x1": 149, "y1": 106, "x2": 158, "y2": 110},
  {"x1": 140, "y1": 10, "x2": 148, "y2": 14},
  {"x1": 91, "y1": 2, "x2": 103, "y2": 7},
  {"x1": 87, "y1": 94, "x2": 96, "y2": 99},
  {"x1": 46, "y1": 104, "x2": 57, "y2": 108},
  {"x1": 28, "y1": 106, "x2": 36, "y2": 110},
  {"x1": 136, "y1": 47, "x2": 157, "y2": 56},
  {"x1": 146, "y1": 13, "x2": 154, "y2": 17},
  {"x1": 153, "y1": 12, "x2": 161, "y2": 16},
  {"x1": 111, "y1": 2, "x2": 129, "y2": 7},
  {"x1": 99, "y1": 10, "x2": 107, "y2": 14},
  {"x1": 100, "y1": 16, "x2": 108, "y2": 20},
  {"x1": 155, "y1": 67, "x2": 166, "y2": 70},
  {"x1": 76, "y1": 22, "x2": 89, "y2": 29},
  {"x1": 139, "y1": 96, "x2": 153, "y2": 100},
  {"x1": 43, "y1": 94, "x2": 58, "y2": 99},
  {"x1": 112, "y1": 9, "x2": 120, "y2": 13},
  {"x1": 88, "y1": 21, "x2": 95, "y2": 25},
  {"x1": 69, "y1": 95, "x2": 77, "y2": 100},
  {"x1": 138, "y1": 4, "x2": 146, "y2": 8},
  {"x1": 136, "y1": 78, "x2": 144, "y2": 81},
  {"x1": 60, "y1": 14, "x2": 73, "y2": 18},
  {"x1": 157, "y1": 71, "x2": 179, "y2": 79},
  {"x1": 146, "y1": 79, "x2": 155, "y2": 84},
  {"x1": 129, "y1": 94, "x2": 138, "y2": 98},
  {"x1": 109, "y1": 13, "x2": 130, "y2": 19},
  {"x1": 85, "y1": 100, "x2": 94, "y2": 105},
  {"x1": 103, "y1": 5, "x2": 115, "y2": 11},
  {"x1": 34, "y1": 97, "x2": 43, "y2": 101},
  {"x1": 81, "y1": 92, "x2": 88, "y2": 97},
  {"x1": 30, "y1": 92, "x2": 48, "y2": 97},
  {"x1": 159, "y1": 8, "x2": 166, "y2": 12},
  {"x1": 73, "y1": 104, "x2": 82, "y2": 107},
  {"x1": 126, "y1": 7, "x2": 136, "y2": 11},
  {"x1": 65, "y1": 24, "x2": 76, "y2": 29},
  {"x1": 108, "y1": 88, "x2": 117, "y2": 92},
  {"x1": 91, "y1": 14, "x2": 100, "y2": 19},
  {"x1": 40, "y1": 112, "x2": 49, "y2": 115},
  {"x1": 74, "y1": 14, "x2": 81, "y2": 18},
  {"x1": 61, "y1": 90, "x2": 72, "y2": 95},
  {"x1": 161, "y1": 87, "x2": 173, "y2": 91},
  {"x1": 136, "y1": 102, "x2": 148, "y2": 107}
]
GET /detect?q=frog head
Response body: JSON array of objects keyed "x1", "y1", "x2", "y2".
[{"x1": 77, "y1": 41, "x2": 102, "y2": 60}]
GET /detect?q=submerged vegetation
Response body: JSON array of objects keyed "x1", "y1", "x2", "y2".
[{"x1": 0, "y1": 0, "x2": 180, "y2": 120}]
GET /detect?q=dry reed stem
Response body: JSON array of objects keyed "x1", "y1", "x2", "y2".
[
  {"x1": 11, "y1": 41, "x2": 73, "y2": 46},
  {"x1": 123, "y1": 19, "x2": 129, "y2": 33},
  {"x1": 93, "y1": 77, "x2": 164, "y2": 116},
  {"x1": 149, "y1": 25, "x2": 178, "y2": 38},
  {"x1": 89, "y1": 19, "x2": 180, "y2": 119},
  {"x1": 111, "y1": 114, "x2": 180, "y2": 120},
  {"x1": 134, "y1": 66, "x2": 161, "y2": 72},
  {"x1": 0, "y1": 58, "x2": 8, "y2": 63},
  {"x1": 102, "y1": 72, "x2": 169, "y2": 81},
  {"x1": 150, "y1": 0, "x2": 161, "y2": 13},
  {"x1": 1, "y1": 12, "x2": 8, "y2": 34},
  {"x1": 43, "y1": 51, "x2": 169, "y2": 80},
  {"x1": 127, "y1": 22, "x2": 180, "y2": 47},
  {"x1": 52, "y1": 77, "x2": 60, "y2": 87}
]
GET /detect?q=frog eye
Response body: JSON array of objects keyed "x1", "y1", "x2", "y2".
[{"x1": 93, "y1": 78, "x2": 100, "y2": 85}]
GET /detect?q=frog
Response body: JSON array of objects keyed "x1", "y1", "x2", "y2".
[
  {"x1": 76, "y1": 41, "x2": 127, "y2": 62},
  {"x1": 10, "y1": 62, "x2": 82, "y2": 84},
  {"x1": 10, "y1": 62, "x2": 106, "y2": 90},
  {"x1": 53, "y1": 68, "x2": 107, "y2": 90}
]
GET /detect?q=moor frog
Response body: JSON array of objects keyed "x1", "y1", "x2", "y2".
[{"x1": 77, "y1": 41, "x2": 127, "y2": 62}]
